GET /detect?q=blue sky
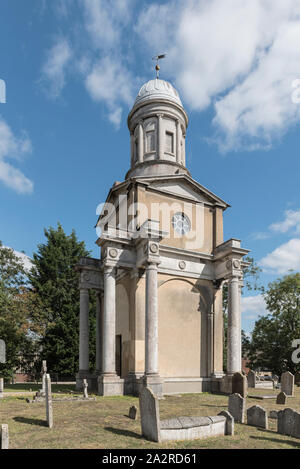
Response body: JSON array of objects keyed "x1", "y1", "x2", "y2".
[{"x1": 1, "y1": 0, "x2": 300, "y2": 333}]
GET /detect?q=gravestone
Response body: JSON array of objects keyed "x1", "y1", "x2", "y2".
[
  {"x1": 295, "y1": 372, "x2": 300, "y2": 386},
  {"x1": 278, "y1": 408, "x2": 300, "y2": 438},
  {"x1": 0, "y1": 378, "x2": 3, "y2": 399},
  {"x1": 269, "y1": 410, "x2": 278, "y2": 419},
  {"x1": 0, "y1": 424, "x2": 9, "y2": 449},
  {"x1": 247, "y1": 370, "x2": 256, "y2": 388},
  {"x1": 83, "y1": 379, "x2": 88, "y2": 399},
  {"x1": 281, "y1": 371, "x2": 294, "y2": 396},
  {"x1": 232, "y1": 372, "x2": 248, "y2": 398},
  {"x1": 247, "y1": 405, "x2": 268, "y2": 429},
  {"x1": 45, "y1": 374, "x2": 53, "y2": 428},
  {"x1": 0, "y1": 339, "x2": 5, "y2": 364},
  {"x1": 228, "y1": 393, "x2": 246, "y2": 424},
  {"x1": 129, "y1": 405, "x2": 138, "y2": 420},
  {"x1": 139, "y1": 387, "x2": 161, "y2": 442},
  {"x1": 41, "y1": 360, "x2": 47, "y2": 395},
  {"x1": 276, "y1": 391, "x2": 287, "y2": 405},
  {"x1": 218, "y1": 410, "x2": 234, "y2": 436}
]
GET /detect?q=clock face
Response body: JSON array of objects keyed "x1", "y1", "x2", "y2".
[{"x1": 172, "y1": 213, "x2": 191, "y2": 236}]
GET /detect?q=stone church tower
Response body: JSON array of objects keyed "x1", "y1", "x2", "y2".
[{"x1": 76, "y1": 77, "x2": 249, "y2": 396}]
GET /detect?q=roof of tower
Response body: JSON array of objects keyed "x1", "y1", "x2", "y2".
[{"x1": 133, "y1": 78, "x2": 183, "y2": 108}]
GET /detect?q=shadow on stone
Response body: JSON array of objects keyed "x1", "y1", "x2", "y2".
[
  {"x1": 104, "y1": 426, "x2": 143, "y2": 440},
  {"x1": 13, "y1": 416, "x2": 46, "y2": 427}
]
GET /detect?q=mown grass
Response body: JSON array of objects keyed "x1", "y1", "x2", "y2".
[{"x1": 1, "y1": 385, "x2": 300, "y2": 449}]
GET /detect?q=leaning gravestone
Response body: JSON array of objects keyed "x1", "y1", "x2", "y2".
[
  {"x1": 247, "y1": 405, "x2": 268, "y2": 429},
  {"x1": 278, "y1": 408, "x2": 300, "y2": 438},
  {"x1": 281, "y1": 371, "x2": 294, "y2": 396},
  {"x1": 247, "y1": 370, "x2": 256, "y2": 388},
  {"x1": 232, "y1": 372, "x2": 248, "y2": 398},
  {"x1": 0, "y1": 378, "x2": 3, "y2": 399},
  {"x1": 45, "y1": 374, "x2": 53, "y2": 428},
  {"x1": 295, "y1": 372, "x2": 300, "y2": 386},
  {"x1": 0, "y1": 424, "x2": 9, "y2": 449},
  {"x1": 228, "y1": 393, "x2": 246, "y2": 424},
  {"x1": 276, "y1": 391, "x2": 287, "y2": 405},
  {"x1": 139, "y1": 387, "x2": 161, "y2": 442}
]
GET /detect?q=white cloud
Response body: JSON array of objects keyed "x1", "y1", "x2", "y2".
[
  {"x1": 0, "y1": 117, "x2": 33, "y2": 194},
  {"x1": 41, "y1": 38, "x2": 73, "y2": 98},
  {"x1": 85, "y1": 57, "x2": 135, "y2": 128},
  {"x1": 260, "y1": 238, "x2": 300, "y2": 274},
  {"x1": 136, "y1": 0, "x2": 300, "y2": 151},
  {"x1": 270, "y1": 209, "x2": 300, "y2": 234},
  {"x1": 242, "y1": 294, "x2": 267, "y2": 320},
  {"x1": 81, "y1": 0, "x2": 133, "y2": 50}
]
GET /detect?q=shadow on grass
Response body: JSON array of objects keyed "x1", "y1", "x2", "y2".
[
  {"x1": 104, "y1": 426, "x2": 143, "y2": 440},
  {"x1": 250, "y1": 435, "x2": 300, "y2": 448},
  {"x1": 13, "y1": 416, "x2": 47, "y2": 427}
]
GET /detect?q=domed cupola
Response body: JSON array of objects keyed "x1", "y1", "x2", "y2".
[{"x1": 126, "y1": 77, "x2": 189, "y2": 179}]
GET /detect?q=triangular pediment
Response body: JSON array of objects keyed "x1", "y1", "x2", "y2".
[{"x1": 132, "y1": 174, "x2": 229, "y2": 208}]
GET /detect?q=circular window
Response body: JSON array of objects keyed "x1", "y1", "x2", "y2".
[{"x1": 172, "y1": 213, "x2": 191, "y2": 236}]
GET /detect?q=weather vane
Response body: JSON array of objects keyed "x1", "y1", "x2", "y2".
[{"x1": 152, "y1": 54, "x2": 166, "y2": 79}]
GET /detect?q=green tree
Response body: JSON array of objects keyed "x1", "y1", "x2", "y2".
[
  {"x1": 29, "y1": 224, "x2": 96, "y2": 377},
  {"x1": 223, "y1": 256, "x2": 263, "y2": 371},
  {"x1": 248, "y1": 273, "x2": 300, "y2": 375},
  {"x1": 0, "y1": 242, "x2": 38, "y2": 380}
]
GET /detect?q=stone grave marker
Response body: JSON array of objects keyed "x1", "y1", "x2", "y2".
[
  {"x1": 278, "y1": 408, "x2": 300, "y2": 438},
  {"x1": 129, "y1": 405, "x2": 138, "y2": 420},
  {"x1": 1, "y1": 424, "x2": 9, "y2": 449},
  {"x1": 228, "y1": 393, "x2": 246, "y2": 424},
  {"x1": 281, "y1": 371, "x2": 294, "y2": 396},
  {"x1": 276, "y1": 391, "x2": 287, "y2": 405},
  {"x1": 232, "y1": 372, "x2": 248, "y2": 398},
  {"x1": 218, "y1": 410, "x2": 234, "y2": 436},
  {"x1": 83, "y1": 379, "x2": 88, "y2": 399},
  {"x1": 247, "y1": 370, "x2": 256, "y2": 388},
  {"x1": 247, "y1": 405, "x2": 268, "y2": 429},
  {"x1": 139, "y1": 387, "x2": 161, "y2": 442},
  {"x1": 41, "y1": 360, "x2": 47, "y2": 395},
  {"x1": 45, "y1": 374, "x2": 53, "y2": 428},
  {"x1": 0, "y1": 339, "x2": 5, "y2": 364}
]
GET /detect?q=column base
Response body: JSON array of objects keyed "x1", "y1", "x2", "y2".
[
  {"x1": 97, "y1": 374, "x2": 124, "y2": 396},
  {"x1": 124, "y1": 372, "x2": 144, "y2": 396},
  {"x1": 76, "y1": 371, "x2": 98, "y2": 392},
  {"x1": 219, "y1": 374, "x2": 233, "y2": 395},
  {"x1": 141, "y1": 374, "x2": 164, "y2": 398}
]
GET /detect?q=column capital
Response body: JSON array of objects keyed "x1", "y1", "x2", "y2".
[{"x1": 80, "y1": 287, "x2": 89, "y2": 294}]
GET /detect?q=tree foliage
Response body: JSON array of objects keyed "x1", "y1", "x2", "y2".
[
  {"x1": 0, "y1": 242, "x2": 38, "y2": 380},
  {"x1": 29, "y1": 223, "x2": 96, "y2": 377},
  {"x1": 248, "y1": 273, "x2": 300, "y2": 375}
]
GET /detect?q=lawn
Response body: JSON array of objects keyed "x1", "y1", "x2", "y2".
[{"x1": 1, "y1": 385, "x2": 300, "y2": 449}]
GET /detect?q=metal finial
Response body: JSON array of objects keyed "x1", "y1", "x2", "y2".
[{"x1": 152, "y1": 54, "x2": 166, "y2": 79}]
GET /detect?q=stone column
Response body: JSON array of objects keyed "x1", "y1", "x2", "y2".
[
  {"x1": 79, "y1": 288, "x2": 89, "y2": 373},
  {"x1": 143, "y1": 261, "x2": 163, "y2": 396},
  {"x1": 207, "y1": 307, "x2": 214, "y2": 377},
  {"x1": 227, "y1": 276, "x2": 241, "y2": 375},
  {"x1": 176, "y1": 120, "x2": 181, "y2": 164},
  {"x1": 157, "y1": 114, "x2": 164, "y2": 160},
  {"x1": 96, "y1": 292, "x2": 102, "y2": 374},
  {"x1": 138, "y1": 122, "x2": 144, "y2": 163},
  {"x1": 98, "y1": 265, "x2": 124, "y2": 396}
]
